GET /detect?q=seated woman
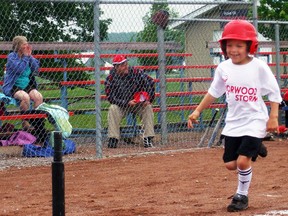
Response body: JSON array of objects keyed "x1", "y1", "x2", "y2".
[{"x1": 2, "y1": 35, "x2": 43, "y2": 130}]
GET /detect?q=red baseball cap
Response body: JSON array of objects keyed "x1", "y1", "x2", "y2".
[
  {"x1": 134, "y1": 91, "x2": 150, "y2": 103},
  {"x1": 112, "y1": 55, "x2": 128, "y2": 65}
]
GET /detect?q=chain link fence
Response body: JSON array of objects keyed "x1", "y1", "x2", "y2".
[{"x1": 0, "y1": 0, "x2": 288, "y2": 159}]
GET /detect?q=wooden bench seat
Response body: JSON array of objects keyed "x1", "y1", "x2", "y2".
[
  {"x1": 0, "y1": 110, "x2": 74, "y2": 120},
  {"x1": 0, "y1": 113, "x2": 48, "y2": 121}
]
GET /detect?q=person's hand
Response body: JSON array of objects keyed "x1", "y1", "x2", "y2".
[
  {"x1": 23, "y1": 44, "x2": 32, "y2": 56},
  {"x1": 266, "y1": 117, "x2": 279, "y2": 134},
  {"x1": 128, "y1": 99, "x2": 137, "y2": 106},
  {"x1": 187, "y1": 110, "x2": 200, "y2": 128}
]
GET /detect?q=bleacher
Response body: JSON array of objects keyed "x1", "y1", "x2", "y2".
[{"x1": 0, "y1": 41, "x2": 287, "y2": 139}]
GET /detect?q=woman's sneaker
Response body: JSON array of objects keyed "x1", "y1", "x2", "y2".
[
  {"x1": 143, "y1": 137, "x2": 153, "y2": 148},
  {"x1": 108, "y1": 138, "x2": 118, "y2": 148},
  {"x1": 227, "y1": 193, "x2": 248, "y2": 212}
]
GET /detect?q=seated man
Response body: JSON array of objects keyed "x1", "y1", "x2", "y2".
[{"x1": 104, "y1": 55, "x2": 155, "y2": 148}]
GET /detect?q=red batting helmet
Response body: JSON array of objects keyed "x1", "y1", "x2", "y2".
[
  {"x1": 112, "y1": 55, "x2": 127, "y2": 65},
  {"x1": 219, "y1": 20, "x2": 258, "y2": 55}
]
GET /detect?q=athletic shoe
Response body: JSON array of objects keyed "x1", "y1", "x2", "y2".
[
  {"x1": 144, "y1": 137, "x2": 153, "y2": 148},
  {"x1": 108, "y1": 138, "x2": 118, "y2": 148},
  {"x1": 263, "y1": 132, "x2": 274, "y2": 141},
  {"x1": 258, "y1": 143, "x2": 268, "y2": 157},
  {"x1": 227, "y1": 193, "x2": 249, "y2": 212},
  {"x1": 252, "y1": 142, "x2": 268, "y2": 161}
]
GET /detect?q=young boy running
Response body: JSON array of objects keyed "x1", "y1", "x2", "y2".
[{"x1": 187, "y1": 20, "x2": 282, "y2": 212}]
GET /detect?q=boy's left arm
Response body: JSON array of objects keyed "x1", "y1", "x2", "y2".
[{"x1": 266, "y1": 102, "x2": 280, "y2": 133}]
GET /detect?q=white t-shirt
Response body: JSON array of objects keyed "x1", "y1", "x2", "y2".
[{"x1": 208, "y1": 57, "x2": 282, "y2": 138}]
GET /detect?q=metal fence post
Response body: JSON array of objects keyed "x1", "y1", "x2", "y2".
[
  {"x1": 157, "y1": 25, "x2": 168, "y2": 144},
  {"x1": 94, "y1": 0, "x2": 103, "y2": 158}
]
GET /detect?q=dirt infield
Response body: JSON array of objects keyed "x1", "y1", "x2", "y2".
[{"x1": 1, "y1": 139, "x2": 288, "y2": 216}]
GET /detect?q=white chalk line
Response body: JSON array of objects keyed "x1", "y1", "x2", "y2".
[{"x1": 254, "y1": 210, "x2": 288, "y2": 216}]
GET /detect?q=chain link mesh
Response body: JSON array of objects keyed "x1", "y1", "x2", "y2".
[{"x1": 0, "y1": 0, "x2": 287, "y2": 158}]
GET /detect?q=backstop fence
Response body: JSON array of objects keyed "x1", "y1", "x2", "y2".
[{"x1": 0, "y1": 0, "x2": 288, "y2": 159}]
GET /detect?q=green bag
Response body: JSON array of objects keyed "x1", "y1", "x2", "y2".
[{"x1": 36, "y1": 102, "x2": 72, "y2": 139}]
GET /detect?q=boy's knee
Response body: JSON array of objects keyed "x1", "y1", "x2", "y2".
[{"x1": 225, "y1": 161, "x2": 237, "y2": 170}]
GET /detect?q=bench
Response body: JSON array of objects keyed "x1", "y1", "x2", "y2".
[
  {"x1": 0, "y1": 110, "x2": 74, "y2": 120},
  {"x1": 0, "y1": 52, "x2": 197, "y2": 136},
  {"x1": 0, "y1": 94, "x2": 74, "y2": 141}
]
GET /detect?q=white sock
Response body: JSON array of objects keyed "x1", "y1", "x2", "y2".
[{"x1": 236, "y1": 167, "x2": 252, "y2": 196}]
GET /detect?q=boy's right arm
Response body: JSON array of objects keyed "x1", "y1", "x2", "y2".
[{"x1": 187, "y1": 93, "x2": 216, "y2": 128}]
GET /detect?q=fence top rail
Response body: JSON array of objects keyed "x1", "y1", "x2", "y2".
[
  {"x1": 207, "y1": 41, "x2": 288, "y2": 49},
  {"x1": 27, "y1": 0, "x2": 251, "y2": 4},
  {"x1": 0, "y1": 42, "x2": 182, "y2": 51}
]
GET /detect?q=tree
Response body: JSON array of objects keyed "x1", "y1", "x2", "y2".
[
  {"x1": 0, "y1": 2, "x2": 111, "y2": 42},
  {"x1": 257, "y1": 0, "x2": 288, "y2": 41},
  {"x1": 257, "y1": 0, "x2": 288, "y2": 76},
  {"x1": 0, "y1": 1, "x2": 112, "y2": 81},
  {"x1": 132, "y1": 2, "x2": 184, "y2": 70}
]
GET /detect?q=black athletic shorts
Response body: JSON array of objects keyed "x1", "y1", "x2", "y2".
[
  {"x1": 11, "y1": 81, "x2": 37, "y2": 97},
  {"x1": 222, "y1": 135, "x2": 262, "y2": 163}
]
